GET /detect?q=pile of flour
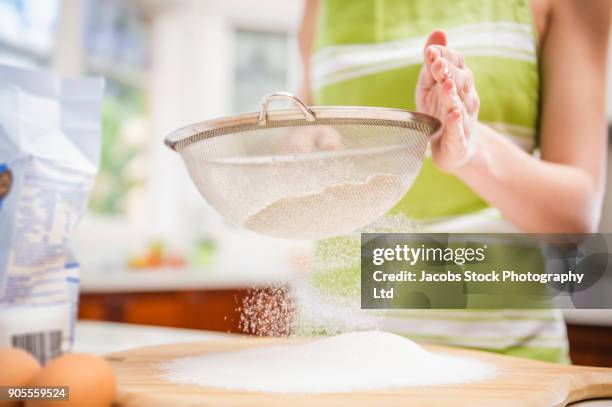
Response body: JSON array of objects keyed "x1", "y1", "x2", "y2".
[
  {"x1": 243, "y1": 174, "x2": 404, "y2": 240},
  {"x1": 160, "y1": 331, "x2": 494, "y2": 393}
]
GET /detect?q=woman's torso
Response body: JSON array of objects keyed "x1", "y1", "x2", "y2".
[
  {"x1": 312, "y1": 0, "x2": 541, "y2": 220},
  {"x1": 306, "y1": 0, "x2": 569, "y2": 363}
]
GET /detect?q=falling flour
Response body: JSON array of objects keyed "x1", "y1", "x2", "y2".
[
  {"x1": 238, "y1": 285, "x2": 296, "y2": 337},
  {"x1": 160, "y1": 330, "x2": 494, "y2": 393},
  {"x1": 243, "y1": 174, "x2": 404, "y2": 240},
  {"x1": 236, "y1": 213, "x2": 419, "y2": 338}
]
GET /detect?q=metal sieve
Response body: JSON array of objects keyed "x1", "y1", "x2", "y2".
[{"x1": 165, "y1": 92, "x2": 440, "y2": 240}]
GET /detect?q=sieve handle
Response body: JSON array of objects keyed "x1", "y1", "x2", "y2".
[{"x1": 258, "y1": 92, "x2": 316, "y2": 126}]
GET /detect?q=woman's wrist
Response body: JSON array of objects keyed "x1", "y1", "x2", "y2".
[{"x1": 448, "y1": 122, "x2": 492, "y2": 183}]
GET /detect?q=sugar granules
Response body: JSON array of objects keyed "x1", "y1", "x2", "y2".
[{"x1": 160, "y1": 330, "x2": 495, "y2": 393}]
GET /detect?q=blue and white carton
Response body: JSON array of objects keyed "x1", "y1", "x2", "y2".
[{"x1": 0, "y1": 65, "x2": 103, "y2": 364}]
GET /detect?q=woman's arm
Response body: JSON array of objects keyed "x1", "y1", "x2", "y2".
[
  {"x1": 283, "y1": 1, "x2": 344, "y2": 153},
  {"x1": 419, "y1": 1, "x2": 610, "y2": 233},
  {"x1": 298, "y1": 0, "x2": 319, "y2": 105}
]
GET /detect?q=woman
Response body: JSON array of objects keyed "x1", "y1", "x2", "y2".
[{"x1": 297, "y1": 0, "x2": 610, "y2": 363}]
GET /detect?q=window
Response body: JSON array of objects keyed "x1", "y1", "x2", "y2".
[
  {"x1": 83, "y1": 0, "x2": 149, "y2": 215},
  {"x1": 233, "y1": 30, "x2": 289, "y2": 114},
  {"x1": 88, "y1": 80, "x2": 147, "y2": 215},
  {"x1": 0, "y1": 0, "x2": 59, "y2": 67}
]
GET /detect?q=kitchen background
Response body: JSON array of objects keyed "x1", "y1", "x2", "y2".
[{"x1": 1, "y1": 0, "x2": 611, "y2": 366}]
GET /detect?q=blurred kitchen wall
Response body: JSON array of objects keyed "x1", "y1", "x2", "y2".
[{"x1": 0, "y1": 0, "x2": 611, "y2": 272}]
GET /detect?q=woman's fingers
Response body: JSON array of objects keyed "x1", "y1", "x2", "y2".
[
  {"x1": 423, "y1": 38, "x2": 481, "y2": 171},
  {"x1": 420, "y1": 29, "x2": 448, "y2": 90},
  {"x1": 431, "y1": 57, "x2": 450, "y2": 82},
  {"x1": 315, "y1": 126, "x2": 344, "y2": 150},
  {"x1": 444, "y1": 108, "x2": 466, "y2": 145},
  {"x1": 441, "y1": 79, "x2": 469, "y2": 143},
  {"x1": 427, "y1": 45, "x2": 465, "y2": 68},
  {"x1": 423, "y1": 29, "x2": 447, "y2": 64},
  {"x1": 281, "y1": 126, "x2": 343, "y2": 154},
  {"x1": 431, "y1": 57, "x2": 473, "y2": 97},
  {"x1": 440, "y1": 78, "x2": 461, "y2": 114},
  {"x1": 462, "y1": 89, "x2": 480, "y2": 115}
]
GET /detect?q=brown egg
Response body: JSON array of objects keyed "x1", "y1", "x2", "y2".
[
  {"x1": 26, "y1": 353, "x2": 116, "y2": 407},
  {"x1": 0, "y1": 347, "x2": 41, "y2": 407}
]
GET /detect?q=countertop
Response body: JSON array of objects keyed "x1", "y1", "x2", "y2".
[
  {"x1": 73, "y1": 321, "x2": 611, "y2": 406},
  {"x1": 79, "y1": 268, "x2": 299, "y2": 293},
  {"x1": 563, "y1": 310, "x2": 612, "y2": 327},
  {"x1": 74, "y1": 320, "x2": 231, "y2": 355}
]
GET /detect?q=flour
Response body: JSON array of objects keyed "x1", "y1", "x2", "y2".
[
  {"x1": 243, "y1": 174, "x2": 404, "y2": 240},
  {"x1": 289, "y1": 214, "x2": 416, "y2": 336},
  {"x1": 160, "y1": 330, "x2": 494, "y2": 393},
  {"x1": 291, "y1": 282, "x2": 384, "y2": 336}
]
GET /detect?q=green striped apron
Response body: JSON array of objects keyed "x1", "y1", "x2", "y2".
[{"x1": 305, "y1": 0, "x2": 569, "y2": 363}]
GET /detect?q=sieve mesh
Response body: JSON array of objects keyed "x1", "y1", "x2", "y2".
[{"x1": 166, "y1": 94, "x2": 439, "y2": 240}]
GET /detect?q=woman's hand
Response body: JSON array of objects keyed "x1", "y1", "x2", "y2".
[
  {"x1": 416, "y1": 29, "x2": 481, "y2": 173},
  {"x1": 280, "y1": 125, "x2": 344, "y2": 154},
  {"x1": 281, "y1": 125, "x2": 344, "y2": 154}
]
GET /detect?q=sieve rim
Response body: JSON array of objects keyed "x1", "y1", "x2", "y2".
[{"x1": 164, "y1": 106, "x2": 441, "y2": 152}]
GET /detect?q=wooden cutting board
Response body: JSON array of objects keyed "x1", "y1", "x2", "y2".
[{"x1": 106, "y1": 336, "x2": 612, "y2": 407}]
